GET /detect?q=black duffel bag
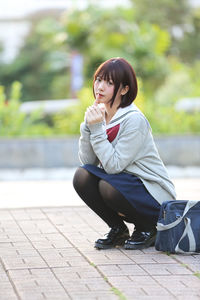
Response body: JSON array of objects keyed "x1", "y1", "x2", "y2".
[{"x1": 155, "y1": 200, "x2": 200, "y2": 254}]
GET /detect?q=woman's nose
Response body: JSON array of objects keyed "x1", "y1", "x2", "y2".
[{"x1": 98, "y1": 80, "x2": 105, "y2": 90}]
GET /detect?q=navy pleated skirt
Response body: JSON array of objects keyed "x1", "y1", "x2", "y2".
[{"x1": 82, "y1": 164, "x2": 161, "y2": 222}]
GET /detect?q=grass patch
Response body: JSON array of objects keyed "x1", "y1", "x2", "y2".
[
  {"x1": 89, "y1": 262, "x2": 96, "y2": 268},
  {"x1": 181, "y1": 263, "x2": 189, "y2": 268},
  {"x1": 194, "y1": 272, "x2": 200, "y2": 279},
  {"x1": 111, "y1": 287, "x2": 127, "y2": 300}
]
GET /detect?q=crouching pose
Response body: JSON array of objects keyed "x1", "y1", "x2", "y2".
[{"x1": 73, "y1": 57, "x2": 176, "y2": 250}]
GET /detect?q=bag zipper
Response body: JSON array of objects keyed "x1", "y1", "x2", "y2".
[{"x1": 163, "y1": 210, "x2": 166, "y2": 219}]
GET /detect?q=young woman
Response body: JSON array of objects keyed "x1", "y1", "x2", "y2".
[{"x1": 73, "y1": 57, "x2": 176, "y2": 250}]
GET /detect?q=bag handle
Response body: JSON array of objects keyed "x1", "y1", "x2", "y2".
[
  {"x1": 175, "y1": 217, "x2": 196, "y2": 253},
  {"x1": 156, "y1": 200, "x2": 198, "y2": 231}
]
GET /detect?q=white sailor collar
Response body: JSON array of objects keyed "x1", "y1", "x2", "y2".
[{"x1": 106, "y1": 103, "x2": 139, "y2": 129}]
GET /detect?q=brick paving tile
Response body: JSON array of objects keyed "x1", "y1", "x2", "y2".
[
  {"x1": 152, "y1": 275, "x2": 200, "y2": 298},
  {"x1": 26, "y1": 232, "x2": 69, "y2": 242},
  {"x1": 30, "y1": 239, "x2": 72, "y2": 249},
  {"x1": 108, "y1": 275, "x2": 172, "y2": 298},
  {"x1": 0, "y1": 220, "x2": 23, "y2": 235},
  {"x1": 11, "y1": 209, "x2": 46, "y2": 221},
  {"x1": 98, "y1": 264, "x2": 147, "y2": 276},
  {"x1": 38, "y1": 248, "x2": 90, "y2": 268},
  {"x1": 0, "y1": 234, "x2": 29, "y2": 243},
  {"x1": 83, "y1": 248, "x2": 135, "y2": 265},
  {"x1": 2, "y1": 256, "x2": 48, "y2": 271},
  {"x1": 7, "y1": 241, "x2": 34, "y2": 250},
  {"x1": 0, "y1": 210, "x2": 13, "y2": 221},
  {"x1": 127, "y1": 297, "x2": 176, "y2": 300},
  {"x1": 0, "y1": 265, "x2": 18, "y2": 300},
  {"x1": 82, "y1": 278, "x2": 112, "y2": 291},
  {"x1": 15, "y1": 291, "x2": 70, "y2": 300},
  {"x1": 111, "y1": 275, "x2": 157, "y2": 286},
  {"x1": 52, "y1": 266, "x2": 102, "y2": 279},
  {"x1": 124, "y1": 253, "x2": 177, "y2": 264},
  {"x1": 0, "y1": 248, "x2": 38, "y2": 259},
  {"x1": 125, "y1": 289, "x2": 169, "y2": 298},
  {"x1": 53, "y1": 266, "x2": 118, "y2": 299},
  {"x1": 142, "y1": 247, "x2": 159, "y2": 254},
  {"x1": 173, "y1": 254, "x2": 200, "y2": 264},
  {"x1": 68, "y1": 291, "x2": 119, "y2": 300},
  {"x1": 17, "y1": 220, "x2": 58, "y2": 235},
  {"x1": 187, "y1": 264, "x2": 200, "y2": 273},
  {"x1": 68, "y1": 258, "x2": 91, "y2": 267},
  {"x1": 0, "y1": 291, "x2": 18, "y2": 300},
  {"x1": 140, "y1": 263, "x2": 194, "y2": 275},
  {"x1": 176, "y1": 296, "x2": 200, "y2": 300},
  {"x1": 0, "y1": 242, "x2": 18, "y2": 250},
  {"x1": 164, "y1": 286, "x2": 200, "y2": 298},
  {"x1": 8, "y1": 268, "x2": 70, "y2": 300},
  {"x1": 172, "y1": 254, "x2": 200, "y2": 273},
  {"x1": 120, "y1": 248, "x2": 143, "y2": 255},
  {"x1": 152, "y1": 275, "x2": 200, "y2": 288}
]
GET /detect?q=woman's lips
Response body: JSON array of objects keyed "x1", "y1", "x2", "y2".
[{"x1": 97, "y1": 93, "x2": 104, "y2": 98}]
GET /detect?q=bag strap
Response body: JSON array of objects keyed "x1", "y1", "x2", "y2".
[
  {"x1": 156, "y1": 200, "x2": 198, "y2": 231},
  {"x1": 175, "y1": 217, "x2": 196, "y2": 253}
]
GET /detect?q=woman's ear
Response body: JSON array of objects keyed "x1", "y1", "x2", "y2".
[{"x1": 121, "y1": 85, "x2": 129, "y2": 96}]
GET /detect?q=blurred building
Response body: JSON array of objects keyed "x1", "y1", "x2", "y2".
[
  {"x1": 0, "y1": 0, "x2": 130, "y2": 63},
  {"x1": 0, "y1": 0, "x2": 69, "y2": 63}
]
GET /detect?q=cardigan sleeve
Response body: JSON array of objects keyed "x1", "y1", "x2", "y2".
[
  {"x1": 88, "y1": 114, "x2": 148, "y2": 174},
  {"x1": 78, "y1": 122, "x2": 99, "y2": 165}
]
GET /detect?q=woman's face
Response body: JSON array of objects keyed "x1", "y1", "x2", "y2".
[{"x1": 94, "y1": 76, "x2": 115, "y2": 105}]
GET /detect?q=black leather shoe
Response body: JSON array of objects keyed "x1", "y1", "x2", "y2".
[
  {"x1": 95, "y1": 226, "x2": 130, "y2": 249},
  {"x1": 124, "y1": 228, "x2": 157, "y2": 250}
]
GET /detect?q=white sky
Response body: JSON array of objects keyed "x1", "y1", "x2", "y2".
[
  {"x1": 0, "y1": 0, "x2": 131, "y2": 19},
  {"x1": 0, "y1": 0, "x2": 70, "y2": 18},
  {"x1": 0, "y1": 0, "x2": 198, "y2": 19}
]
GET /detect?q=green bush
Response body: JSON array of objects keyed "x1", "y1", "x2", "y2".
[
  {"x1": 0, "y1": 82, "x2": 53, "y2": 137},
  {"x1": 52, "y1": 87, "x2": 93, "y2": 135},
  {"x1": 0, "y1": 83, "x2": 199, "y2": 137},
  {"x1": 52, "y1": 87, "x2": 200, "y2": 136},
  {"x1": 145, "y1": 102, "x2": 200, "y2": 135}
]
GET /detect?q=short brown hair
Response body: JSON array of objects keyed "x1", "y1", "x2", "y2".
[{"x1": 93, "y1": 57, "x2": 138, "y2": 108}]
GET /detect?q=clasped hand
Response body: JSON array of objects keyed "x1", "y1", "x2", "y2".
[{"x1": 85, "y1": 102, "x2": 105, "y2": 125}]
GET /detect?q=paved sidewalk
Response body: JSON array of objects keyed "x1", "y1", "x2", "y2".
[
  {"x1": 0, "y1": 173, "x2": 200, "y2": 300},
  {"x1": 0, "y1": 178, "x2": 199, "y2": 209},
  {"x1": 0, "y1": 205, "x2": 200, "y2": 300}
]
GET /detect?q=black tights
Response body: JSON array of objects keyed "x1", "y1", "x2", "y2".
[{"x1": 73, "y1": 167, "x2": 155, "y2": 231}]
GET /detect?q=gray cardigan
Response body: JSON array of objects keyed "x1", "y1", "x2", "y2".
[{"x1": 78, "y1": 103, "x2": 176, "y2": 205}]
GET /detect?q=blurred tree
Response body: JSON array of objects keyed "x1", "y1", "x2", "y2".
[
  {"x1": 60, "y1": 6, "x2": 171, "y2": 97},
  {"x1": 0, "y1": 6, "x2": 171, "y2": 101},
  {"x1": 176, "y1": 7, "x2": 200, "y2": 62},
  {"x1": 0, "y1": 2, "x2": 198, "y2": 103},
  {"x1": 130, "y1": 0, "x2": 200, "y2": 62},
  {"x1": 130, "y1": 0, "x2": 191, "y2": 33},
  {"x1": 0, "y1": 19, "x2": 69, "y2": 102}
]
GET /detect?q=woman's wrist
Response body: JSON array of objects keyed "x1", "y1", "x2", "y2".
[{"x1": 87, "y1": 121, "x2": 105, "y2": 133}]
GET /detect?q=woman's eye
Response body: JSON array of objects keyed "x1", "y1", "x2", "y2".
[
  {"x1": 96, "y1": 77, "x2": 101, "y2": 82},
  {"x1": 108, "y1": 81, "x2": 113, "y2": 85}
]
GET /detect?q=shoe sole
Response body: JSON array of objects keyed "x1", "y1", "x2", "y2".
[
  {"x1": 124, "y1": 235, "x2": 156, "y2": 250},
  {"x1": 94, "y1": 235, "x2": 129, "y2": 250}
]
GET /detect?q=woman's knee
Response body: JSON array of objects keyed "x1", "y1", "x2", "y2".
[
  {"x1": 73, "y1": 167, "x2": 88, "y2": 190},
  {"x1": 73, "y1": 167, "x2": 98, "y2": 193}
]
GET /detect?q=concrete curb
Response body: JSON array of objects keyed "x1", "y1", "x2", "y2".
[{"x1": 0, "y1": 135, "x2": 199, "y2": 168}]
